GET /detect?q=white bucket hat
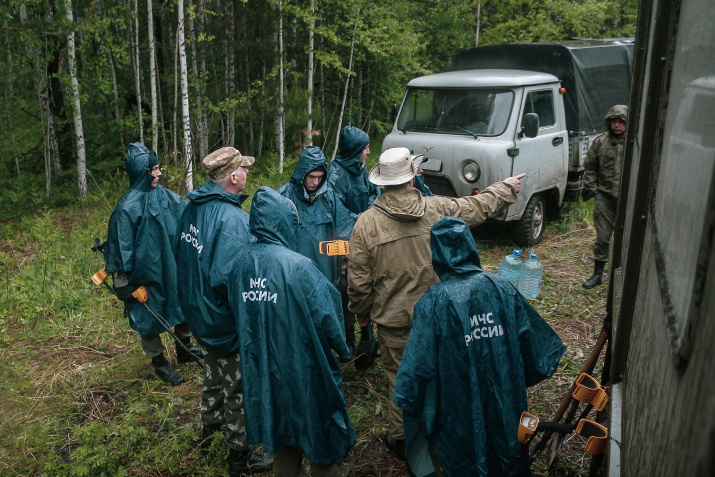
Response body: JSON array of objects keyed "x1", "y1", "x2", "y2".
[{"x1": 369, "y1": 147, "x2": 424, "y2": 186}]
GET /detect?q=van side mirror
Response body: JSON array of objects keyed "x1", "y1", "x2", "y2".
[
  {"x1": 522, "y1": 113, "x2": 539, "y2": 138},
  {"x1": 391, "y1": 103, "x2": 398, "y2": 123}
]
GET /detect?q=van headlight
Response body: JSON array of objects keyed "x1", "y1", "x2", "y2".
[{"x1": 463, "y1": 162, "x2": 481, "y2": 183}]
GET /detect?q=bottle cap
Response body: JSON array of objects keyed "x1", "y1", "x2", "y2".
[{"x1": 513, "y1": 249, "x2": 522, "y2": 255}]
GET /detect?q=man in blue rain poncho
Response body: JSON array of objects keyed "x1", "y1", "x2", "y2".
[
  {"x1": 104, "y1": 143, "x2": 199, "y2": 385},
  {"x1": 226, "y1": 187, "x2": 355, "y2": 477},
  {"x1": 174, "y1": 147, "x2": 272, "y2": 476},
  {"x1": 277, "y1": 146, "x2": 356, "y2": 353},
  {"x1": 394, "y1": 217, "x2": 566, "y2": 477},
  {"x1": 328, "y1": 127, "x2": 378, "y2": 358},
  {"x1": 327, "y1": 126, "x2": 379, "y2": 215}
]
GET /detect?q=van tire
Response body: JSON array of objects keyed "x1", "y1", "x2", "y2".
[{"x1": 514, "y1": 194, "x2": 546, "y2": 246}]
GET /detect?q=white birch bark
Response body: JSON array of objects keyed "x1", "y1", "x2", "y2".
[
  {"x1": 65, "y1": 0, "x2": 87, "y2": 198},
  {"x1": 331, "y1": 14, "x2": 358, "y2": 161},
  {"x1": 306, "y1": 0, "x2": 315, "y2": 147},
  {"x1": 133, "y1": 0, "x2": 143, "y2": 143},
  {"x1": 148, "y1": 0, "x2": 158, "y2": 153},
  {"x1": 178, "y1": 0, "x2": 194, "y2": 191}
]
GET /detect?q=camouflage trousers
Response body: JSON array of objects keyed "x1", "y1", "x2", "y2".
[
  {"x1": 201, "y1": 351, "x2": 247, "y2": 451},
  {"x1": 593, "y1": 192, "x2": 618, "y2": 263}
]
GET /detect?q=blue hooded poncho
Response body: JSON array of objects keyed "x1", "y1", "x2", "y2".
[
  {"x1": 327, "y1": 126, "x2": 380, "y2": 214},
  {"x1": 277, "y1": 146, "x2": 356, "y2": 286},
  {"x1": 174, "y1": 180, "x2": 252, "y2": 358},
  {"x1": 225, "y1": 187, "x2": 356, "y2": 464},
  {"x1": 393, "y1": 217, "x2": 566, "y2": 477},
  {"x1": 104, "y1": 143, "x2": 187, "y2": 337}
]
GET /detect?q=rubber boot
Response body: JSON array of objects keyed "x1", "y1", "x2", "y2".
[
  {"x1": 384, "y1": 432, "x2": 406, "y2": 461},
  {"x1": 583, "y1": 260, "x2": 606, "y2": 289},
  {"x1": 176, "y1": 338, "x2": 203, "y2": 364},
  {"x1": 200, "y1": 423, "x2": 221, "y2": 454},
  {"x1": 228, "y1": 448, "x2": 274, "y2": 476},
  {"x1": 151, "y1": 353, "x2": 185, "y2": 385}
]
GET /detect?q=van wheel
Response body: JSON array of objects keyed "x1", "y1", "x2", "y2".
[{"x1": 514, "y1": 194, "x2": 546, "y2": 246}]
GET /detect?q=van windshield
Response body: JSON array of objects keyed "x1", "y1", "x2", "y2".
[{"x1": 397, "y1": 88, "x2": 514, "y2": 136}]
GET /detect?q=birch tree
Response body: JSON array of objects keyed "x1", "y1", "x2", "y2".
[
  {"x1": 65, "y1": 0, "x2": 87, "y2": 198},
  {"x1": 305, "y1": 0, "x2": 315, "y2": 147},
  {"x1": 148, "y1": 0, "x2": 158, "y2": 152},
  {"x1": 133, "y1": 0, "x2": 143, "y2": 143},
  {"x1": 275, "y1": 0, "x2": 285, "y2": 173},
  {"x1": 178, "y1": 0, "x2": 194, "y2": 191},
  {"x1": 331, "y1": 13, "x2": 358, "y2": 161}
]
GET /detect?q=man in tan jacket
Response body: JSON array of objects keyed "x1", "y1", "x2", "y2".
[{"x1": 347, "y1": 147, "x2": 524, "y2": 459}]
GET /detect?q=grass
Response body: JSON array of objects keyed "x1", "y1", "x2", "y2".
[{"x1": 0, "y1": 165, "x2": 608, "y2": 476}]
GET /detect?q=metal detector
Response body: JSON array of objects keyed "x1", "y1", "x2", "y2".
[{"x1": 90, "y1": 238, "x2": 203, "y2": 369}]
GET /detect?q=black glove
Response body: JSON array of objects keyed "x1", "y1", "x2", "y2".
[{"x1": 115, "y1": 284, "x2": 139, "y2": 302}]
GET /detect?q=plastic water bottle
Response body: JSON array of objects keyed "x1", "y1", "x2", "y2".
[
  {"x1": 497, "y1": 249, "x2": 523, "y2": 286},
  {"x1": 518, "y1": 251, "x2": 543, "y2": 298}
]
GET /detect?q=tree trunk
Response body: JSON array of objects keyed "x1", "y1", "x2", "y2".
[
  {"x1": 178, "y1": 0, "x2": 194, "y2": 191},
  {"x1": 198, "y1": 0, "x2": 208, "y2": 156},
  {"x1": 44, "y1": 117, "x2": 51, "y2": 197},
  {"x1": 65, "y1": 0, "x2": 87, "y2": 199},
  {"x1": 356, "y1": 66, "x2": 362, "y2": 127},
  {"x1": 256, "y1": 61, "x2": 266, "y2": 158},
  {"x1": 188, "y1": 0, "x2": 208, "y2": 161},
  {"x1": 133, "y1": 0, "x2": 143, "y2": 143},
  {"x1": 320, "y1": 61, "x2": 325, "y2": 148},
  {"x1": 225, "y1": 0, "x2": 236, "y2": 146},
  {"x1": 476, "y1": 1, "x2": 481, "y2": 47},
  {"x1": 173, "y1": 28, "x2": 179, "y2": 157},
  {"x1": 148, "y1": 0, "x2": 159, "y2": 153},
  {"x1": 306, "y1": 0, "x2": 315, "y2": 146},
  {"x1": 3, "y1": 92, "x2": 21, "y2": 178},
  {"x1": 106, "y1": 46, "x2": 124, "y2": 144},
  {"x1": 2, "y1": 24, "x2": 20, "y2": 178},
  {"x1": 20, "y1": 3, "x2": 60, "y2": 188},
  {"x1": 276, "y1": 0, "x2": 285, "y2": 173},
  {"x1": 331, "y1": 14, "x2": 358, "y2": 161}
]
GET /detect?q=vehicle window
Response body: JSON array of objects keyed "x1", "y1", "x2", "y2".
[
  {"x1": 523, "y1": 89, "x2": 555, "y2": 127},
  {"x1": 397, "y1": 88, "x2": 514, "y2": 136}
]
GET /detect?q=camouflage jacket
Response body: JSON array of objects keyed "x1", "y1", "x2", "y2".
[{"x1": 583, "y1": 105, "x2": 627, "y2": 200}]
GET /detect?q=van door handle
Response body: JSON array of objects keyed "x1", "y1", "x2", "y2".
[{"x1": 552, "y1": 137, "x2": 564, "y2": 146}]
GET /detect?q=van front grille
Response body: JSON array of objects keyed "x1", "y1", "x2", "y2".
[{"x1": 424, "y1": 175, "x2": 458, "y2": 197}]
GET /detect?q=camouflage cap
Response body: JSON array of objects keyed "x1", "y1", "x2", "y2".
[
  {"x1": 605, "y1": 105, "x2": 628, "y2": 123},
  {"x1": 201, "y1": 147, "x2": 255, "y2": 179}
]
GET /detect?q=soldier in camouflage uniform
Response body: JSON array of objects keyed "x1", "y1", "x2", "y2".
[{"x1": 582, "y1": 105, "x2": 628, "y2": 289}]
